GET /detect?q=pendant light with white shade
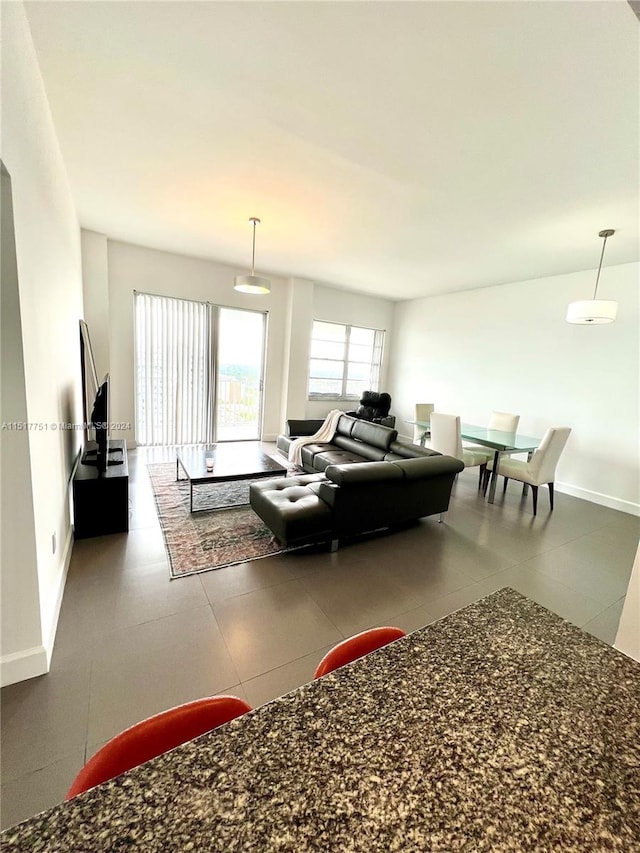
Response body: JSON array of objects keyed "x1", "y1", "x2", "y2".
[
  {"x1": 566, "y1": 229, "x2": 617, "y2": 324},
  {"x1": 234, "y1": 217, "x2": 271, "y2": 295}
]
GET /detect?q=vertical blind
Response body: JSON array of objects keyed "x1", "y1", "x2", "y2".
[{"x1": 135, "y1": 292, "x2": 212, "y2": 446}]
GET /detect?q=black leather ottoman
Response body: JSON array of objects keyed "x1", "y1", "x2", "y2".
[{"x1": 250, "y1": 474, "x2": 333, "y2": 547}]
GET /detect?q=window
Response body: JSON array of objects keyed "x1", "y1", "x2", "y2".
[{"x1": 308, "y1": 321, "x2": 385, "y2": 400}]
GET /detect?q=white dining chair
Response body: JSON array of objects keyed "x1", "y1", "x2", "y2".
[
  {"x1": 463, "y1": 410, "x2": 521, "y2": 458},
  {"x1": 489, "y1": 411, "x2": 520, "y2": 432},
  {"x1": 430, "y1": 412, "x2": 488, "y2": 489},
  {"x1": 483, "y1": 426, "x2": 571, "y2": 515},
  {"x1": 413, "y1": 403, "x2": 434, "y2": 445}
]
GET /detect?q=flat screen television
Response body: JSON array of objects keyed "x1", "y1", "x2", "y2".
[
  {"x1": 92, "y1": 374, "x2": 110, "y2": 472},
  {"x1": 81, "y1": 373, "x2": 108, "y2": 471},
  {"x1": 79, "y1": 319, "x2": 98, "y2": 443},
  {"x1": 81, "y1": 373, "x2": 124, "y2": 471},
  {"x1": 79, "y1": 320, "x2": 123, "y2": 472}
]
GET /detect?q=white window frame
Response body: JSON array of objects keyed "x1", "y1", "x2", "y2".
[{"x1": 307, "y1": 320, "x2": 385, "y2": 401}]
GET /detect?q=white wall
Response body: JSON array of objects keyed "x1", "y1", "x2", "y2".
[
  {"x1": 1, "y1": 165, "x2": 44, "y2": 684},
  {"x1": 82, "y1": 240, "x2": 396, "y2": 441},
  {"x1": 280, "y1": 278, "x2": 315, "y2": 423},
  {"x1": 81, "y1": 230, "x2": 110, "y2": 380},
  {"x1": 89, "y1": 239, "x2": 292, "y2": 443},
  {"x1": 388, "y1": 263, "x2": 639, "y2": 514},
  {"x1": 1, "y1": 3, "x2": 83, "y2": 685}
]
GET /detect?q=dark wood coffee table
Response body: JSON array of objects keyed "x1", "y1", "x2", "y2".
[{"x1": 176, "y1": 443, "x2": 287, "y2": 513}]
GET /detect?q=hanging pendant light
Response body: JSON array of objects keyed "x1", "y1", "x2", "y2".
[
  {"x1": 234, "y1": 217, "x2": 271, "y2": 294},
  {"x1": 566, "y1": 229, "x2": 617, "y2": 324}
]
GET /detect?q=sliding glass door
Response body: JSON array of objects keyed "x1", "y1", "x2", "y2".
[
  {"x1": 134, "y1": 293, "x2": 266, "y2": 446},
  {"x1": 214, "y1": 307, "x2": 266, "y2": 441}
]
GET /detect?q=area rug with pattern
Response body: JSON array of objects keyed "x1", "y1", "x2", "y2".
[{"x1": 147, "y1": 461, "x2": 303, "y2": 579}]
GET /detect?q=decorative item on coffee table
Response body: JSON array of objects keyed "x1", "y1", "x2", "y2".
[{"x1": 176, "y1": 443, "x2": 286, "y2": 513}]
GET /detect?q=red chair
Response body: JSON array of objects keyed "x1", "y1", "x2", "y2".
[
  {"x1": 314, "y1": 627, "x2": 406, "y2": 679},
  {"x1": 66, "y1": 695, "x2": 251, "y2": 799}
]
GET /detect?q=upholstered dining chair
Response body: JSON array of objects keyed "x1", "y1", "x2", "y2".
[
  {"x1": 314, "y1": 627, "x2": 406, "y2": 678},
  {"x1": 413, "y1": 403, "x2": 435, "y2": 445},
  {"x1": 66, "y1": 695, "x2": 252, "y2": 799},
  {"x1": 463, "y1": 410, "x2": 521, "y2": 458},
  {"x1": 429, "y1": 412, "x2": 489, "y2": 489},
  {"x1": 483, "y1": 426, "x2": 571, "y2": 515}
]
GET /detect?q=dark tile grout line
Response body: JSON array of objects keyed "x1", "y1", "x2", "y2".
[
  {"x1": 204, "y1": 600, "x2": 244, "y2": 698},
  {"x1": 237, "y1": 641, "x2": 336, "y2": 691}
]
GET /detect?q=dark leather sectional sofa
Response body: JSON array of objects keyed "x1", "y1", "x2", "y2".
[
  {"x1": 276, "y1": 414, "x2": 436, "y2": 470},
  {"x1": 251, "y1": 415, "x2": 464, "y2": 550}
]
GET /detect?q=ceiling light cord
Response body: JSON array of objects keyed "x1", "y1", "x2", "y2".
[
  {"x1": 592, "y1": 233, "x2": 609, "y2": 299},
  {"x1": 250, "y1": 216, "x2": 259, "y2": 275}
]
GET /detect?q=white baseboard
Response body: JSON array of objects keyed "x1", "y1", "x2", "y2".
[
  {"x1": 0, "y1": 524, "x2": 74, "y2": 687},
  {"x1": 261, "y1": 433, "x2": 278, "y2": 442},
  {"x1": 555, "y1": 482, "x2": 639, "y2": 516},
  {"x1": 42, "y1": 525, "x2": 74, "y2": 662},
  {"x1": 0, "y1": 645, "x2": 48, "y2": 687}
]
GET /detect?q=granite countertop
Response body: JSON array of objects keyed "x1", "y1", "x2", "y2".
[{"x1": 2, "y1": 588, "x2": 639, "y2": 852}]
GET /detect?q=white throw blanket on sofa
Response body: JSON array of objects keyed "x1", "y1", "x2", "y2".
[{"x1": 288, "y1": 409, "x2": 344, "y2": 468}]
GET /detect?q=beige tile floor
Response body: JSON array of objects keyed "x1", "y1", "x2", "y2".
[{"x1": 1, "y1": 443, "x2": 638, "y2": 830}]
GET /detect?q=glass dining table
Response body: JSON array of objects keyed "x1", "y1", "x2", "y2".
[{"x1": 408, "y1": 419, "x2": 541, "y2": 503}]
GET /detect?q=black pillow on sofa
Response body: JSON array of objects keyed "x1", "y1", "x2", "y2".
[{"x1": 351, "y1": 391, "x2": 392, "y2": 422}]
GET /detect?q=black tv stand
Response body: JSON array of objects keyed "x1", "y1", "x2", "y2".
[
  {"x1": 81, "y1": 445, "x2": 124, "y2": 467},
  {"x1": 73, "y1": 440, "x2": 129, "y2": 538}
]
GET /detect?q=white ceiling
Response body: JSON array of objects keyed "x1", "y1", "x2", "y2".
[{"x1": 24, "y1": 1, "x2": 639, "y2": 301}]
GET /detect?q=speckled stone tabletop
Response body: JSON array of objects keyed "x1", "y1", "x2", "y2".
[{"x1": 2, "y1": 588, "x2": 639, "y2": 852}]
